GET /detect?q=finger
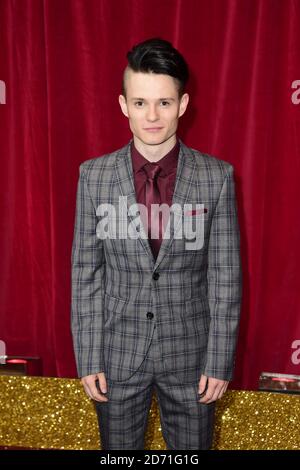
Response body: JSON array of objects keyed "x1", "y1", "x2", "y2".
[
  {"x1": 82, "y1": 376, "x2": 108, "y2": 402},
  {"x1": 91, "y1": 379, "x2": 108, "y2": 402},
  {"x1": 217, "y1": 382, "x2": 229, "y2": 400},
  {"x1": 199, "y1": 381, "x2": 216, "y2": 403},
  {"x1": 198, "y1": 375, "x2": 208, "y2": 396},
  {"x1": 204, "y1": 384, "x2": 222, "y2": 403},
  {"x1": 97, "y1": 373, "x2": 108, "y2": 395},
  {"x1": 199, "y1": 380, "x2": 223, "y2": 403},
  {"x1": 81, "y1": 380, "x2": 94, "y2": 400},
  {"x1": 204, "y1": 381, "x2": 226, "y2": 403}
]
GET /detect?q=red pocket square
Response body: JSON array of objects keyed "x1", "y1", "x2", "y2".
[{"x1": 185, "y1": 208, "x2": 208, "y2": 216}]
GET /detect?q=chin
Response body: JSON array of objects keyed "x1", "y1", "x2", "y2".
[{"x1": 147, "y1": 140, "x2": 167, "y2": 147}]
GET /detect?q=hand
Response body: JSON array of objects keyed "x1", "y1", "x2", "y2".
[
  {"x1": 81, "y1": 372, "x2": 108, "y2": 402},
  {"x1": 198, "y1": 374, "x2": 229, "y2": 404}
]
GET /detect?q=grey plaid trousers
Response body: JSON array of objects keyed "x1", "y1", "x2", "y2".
[{"x1": 94, "y1": 323, "x2": 215, "y2": 450}]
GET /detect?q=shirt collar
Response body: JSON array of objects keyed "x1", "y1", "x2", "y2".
[{"x1": 131, "y1": 138, "x2": 180, "y2": 177}]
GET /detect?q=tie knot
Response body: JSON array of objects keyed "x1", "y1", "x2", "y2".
[{"x1": 143, "y1": 162, "x2": 161, "y2": 180}]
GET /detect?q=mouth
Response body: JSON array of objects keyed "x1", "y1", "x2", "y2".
[{"x1": 143, "y1": 127, "x2": 164, "y2": 132}]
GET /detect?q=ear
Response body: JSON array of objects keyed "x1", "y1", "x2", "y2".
[
  {"x1": 178, "y1": 93, "x2": 189, "y2": 118},
  {"x1": 119, "y1": 95, "x2": 129, "y2": 117}
]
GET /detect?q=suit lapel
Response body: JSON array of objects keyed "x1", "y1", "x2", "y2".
[
  {"x1": 114, "y1": 140, "x2": 197, "y2": 269},
  {"x1": 114, "y1": 141, "x2": 153, "y2": 260}
]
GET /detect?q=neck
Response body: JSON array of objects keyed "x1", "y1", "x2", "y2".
[{"x1": 133, "y1": 134, "x2": 177, "y2": 162}]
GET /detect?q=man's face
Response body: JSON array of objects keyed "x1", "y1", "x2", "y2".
[{"x1": 119, "y1": 69, "x2": 189, "y2": 147}]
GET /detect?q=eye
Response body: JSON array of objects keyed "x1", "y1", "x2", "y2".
[
  {"x1": 134, "y1": 101, "x2": 144, "y2": 107},
  {"x1": 160, "y1": 100, "x2": 170, "y2": 107}
]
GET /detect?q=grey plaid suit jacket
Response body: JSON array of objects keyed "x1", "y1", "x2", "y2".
[{"x1": 71, "y1": 140, "x2": 242, "y2": 384}]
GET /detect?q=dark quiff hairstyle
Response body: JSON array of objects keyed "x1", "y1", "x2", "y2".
[{"x1": 122, "y1": 38, "x2": 189, "y2": 98}]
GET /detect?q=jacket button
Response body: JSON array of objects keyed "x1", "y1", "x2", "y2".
[
  {"x1": 147, "y1": 312, "x2": 154, "y2": 319},
  {"x1": 152, "y1": 272, "x2": 160, "y2": 280}
]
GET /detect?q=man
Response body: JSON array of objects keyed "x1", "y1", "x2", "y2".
[{"x1": 71, "y1": 38, "x2": 242, "y2": 450}]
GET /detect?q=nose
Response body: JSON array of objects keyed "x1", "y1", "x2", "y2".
[{"x1": 146, "y1": 104, "x2": 159, "y2": 122}]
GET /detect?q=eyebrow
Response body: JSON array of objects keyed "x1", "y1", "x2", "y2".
[{"x1": 130, "y1": 97, "x2": 176, "y2": 101}]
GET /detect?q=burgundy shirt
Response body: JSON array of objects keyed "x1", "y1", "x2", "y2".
[
  {"x1": 131, "y1": 138, "x2": 180, "y2": 207},
  {"x1": 130, "y1": 139, "x2": 180, "y2": 257}
]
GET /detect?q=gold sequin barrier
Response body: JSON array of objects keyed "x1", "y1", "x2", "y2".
[{"x1": 0, "y1": 376, "x2": 299, "y2": 450}]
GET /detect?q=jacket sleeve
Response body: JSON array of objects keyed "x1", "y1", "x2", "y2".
[
  {"x1": 204, "y1": 164, "x2": 242, "y2": 381},
  {"x1": 71, "y1": 164, "x2": 106, "y2": 378}
]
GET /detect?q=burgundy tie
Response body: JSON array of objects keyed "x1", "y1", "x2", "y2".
[{"x1": 143, "y1": 162, "x2": 162, "y2": 259}]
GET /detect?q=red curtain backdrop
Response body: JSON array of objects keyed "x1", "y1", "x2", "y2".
[{"x1": 0, "y1": 0, "x2": 299, "y2": 389}]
